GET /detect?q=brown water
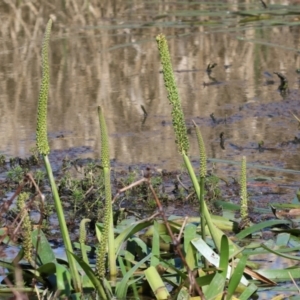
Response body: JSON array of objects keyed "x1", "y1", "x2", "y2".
[{"x1": 1, "y1": 0, "x2": 300, "y2": 178}]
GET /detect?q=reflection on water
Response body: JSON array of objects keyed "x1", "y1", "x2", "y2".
[{"x1": 1, "y1": 0, "x2": 300, "y2": 178}]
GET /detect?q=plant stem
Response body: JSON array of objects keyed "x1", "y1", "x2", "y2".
[
  {"x1": 43, "y1": 155, "x2": 82, "y2": 292},
  {"x1": 199, "y1": 176, "x2": 206, "y2": 242},
  {"x1": 182, "y1": 153, "x2": 223, "y2": 252}
]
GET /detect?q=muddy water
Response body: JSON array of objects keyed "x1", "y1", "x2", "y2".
[{"x1": 1, "y1": 0, "x2": 300, "y2": 180}]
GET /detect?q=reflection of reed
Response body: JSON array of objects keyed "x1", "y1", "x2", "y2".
[{"x1": 1, "y1": 1, "x2": 300, "y2": 170}]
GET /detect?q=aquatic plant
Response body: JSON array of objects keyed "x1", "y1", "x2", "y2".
[
  {"x1": 79, "y1": 218, "x2": 91, "y2": 264},
  {"x1": 3, "y1": 14, "x2": 300, "y2": 299},
  {"x1": 95, "y1": 106, "x2": 117, "y2": 279},
  {"x1": 156, "y1": 34, "x2": 189, "y2": 155},
  {"x1": 240, "y1": 156, "x2": 250, "y2": 228},
  {"x1": 156, "y1": 33, "x2": 231, "y2": 255},
  {"x1": 17, "y1": 192, "x2": 32, "y2": 262},
  {"x1": 35, "y1": 18, "x2": 82, "y2": 293},
  {"x1": 193, "y1": 121, "x2": 207, "y2": 242},
  {"x1": 36, "y1": 19, "x2": 51, "y2": 156},
  {"x1": 7, "y1": 165, "x2": 24, "y2": 183}
]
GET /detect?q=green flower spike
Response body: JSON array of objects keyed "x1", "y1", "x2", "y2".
[
  {"x1": 193, "y1": 120, "x2": 207, "y2": 243},
  {"x1": 79, "y1": 219, "x2": 91, "y2": 264},
  {"x1": 96, "y1": 106, "x2": 116, "y2": 279},
  {"x1": 17, "y1": 192, "x2": 32, "y2": 262},
  {"x1": 36, "y1": 20, "x2": 82, "y2": 293},
  {"x1": 156, "y1": 34, "x2": 189, "y2": 155},
  {"x1": 193, "y1": 121, "x2": 207, "y2": 178},
  {"x1": 98, "y1": 106, "x2": 110, "y2": 169},
  {"x1": 240, "y1": 156, "x2": 249, "y2": 222},
  {"x1": 36, "y1": 19, "x2": 52, "y2": 155}
]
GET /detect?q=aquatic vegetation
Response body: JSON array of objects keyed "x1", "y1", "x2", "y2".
[
  {"x1": 16, "y1": 192, "x2": 32, "y2": 262},
  {"x1": 95, "y1": 106, "x2": 116, "y2": 280},
  {"x1": 36, "y1": 19, "x2": 51, "y2": 157},
  {"x1": 157, "y1": 33, "x2": 232, "y2": 259},
  {"x1": 79, "y1": 218, "x2": 91, "y2": 264},
  {"x1": 193, "y1": 121, "x2": 207, "y2": 243},
  {"x1": 0, "y1": 155, "x2": 5, "y2": 166},
  {"x1": 35, "y1": 18, "x2": 82, "y2": 293},
  {"x1": 156, "y1": 33, "x2": 189, "y2": 156},
  {"x1": 2, "y1": 16, "x2": 300, "y2": 300},
  {"x1": 7, "y1": 165, "x2": 24, "y2": 183},
  {"x1": 239, "y1": 156, "x2": 250, "y2": 229},
  {"x1": 156, "y1": 33, "x2": 248, "y2": 298}
]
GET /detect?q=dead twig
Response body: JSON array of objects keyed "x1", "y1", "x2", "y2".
[{"x1": 112, "y1": 177, "x2": 147, "y2": 204}]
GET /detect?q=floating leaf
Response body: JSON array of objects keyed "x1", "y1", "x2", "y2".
[
  {"x1": 260, "y1": 243, "x2": 300, "y2": 262},
  {"x1": 276, "y1": 233, "x2": 290, "y2": 247},
  {"x1": 257, "y1": 268, "x2": 300, "y2": 280},
  {"x1": 236, "y1": 220, "x2": 291, "y2": 239}
]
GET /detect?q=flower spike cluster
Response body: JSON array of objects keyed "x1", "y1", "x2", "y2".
[
  {"x1": 156, "y1": 34, "x2": 189, "y2": 155},
  {"x1": 36, "y1": 19, "x2": 52, "y2": 155}
]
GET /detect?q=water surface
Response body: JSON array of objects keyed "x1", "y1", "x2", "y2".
[{"x1": 1, "y1": 0, "x2": 300, "y2": 177}]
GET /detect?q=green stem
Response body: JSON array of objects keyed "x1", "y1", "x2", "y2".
[
  {"x1": 199, "y1": 176, "x2": 206, "y2": 242},
  {"x1": 43, "y1": 155, "x2": 82, "y2": 292},
  {"x1": 183, "y1": 153, "x2": 223, "y2": 252},
  {"x1": 199, "y1": 176, "x2": 208, "y2": 269}
]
